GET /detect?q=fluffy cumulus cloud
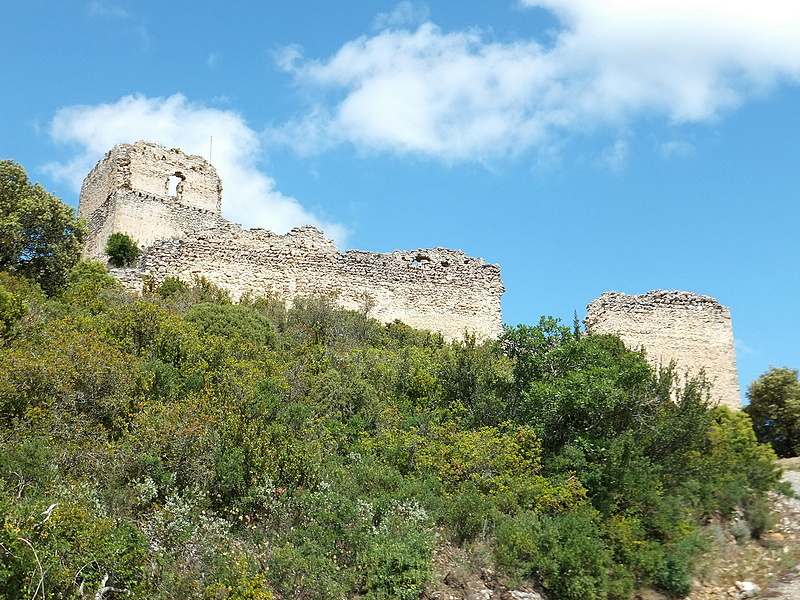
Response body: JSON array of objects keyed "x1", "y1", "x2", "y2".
[
  {"x1": 45, "y1": 94, "x2": 347, "y2": 245},
  {"x1": 598, "y1": 139, "x2": 629, "y2": 171},
  {"x1": 273, "y1": 0, "x2": 800, "y2": 161}
]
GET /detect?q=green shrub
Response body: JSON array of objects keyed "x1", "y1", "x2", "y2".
[
  {"x1": 183, "y1": 302, "x2": 277, "y2": 348},
  {"x1": 0, "y1": 280, "x2": 25, "y2": 337},
  {"x1": 495, "y1": 508, "x2": 632, "y2": 600},
  {"x1": 157, "y1": 276, "x2": 188, "y2": 298},
  {"x1": 61, "y1": 259, "x2": 121, "y2": 312},
  {"x1": 358, "y1": 502, "x2": 434, "y2": 600},
  {"x1": 439, "y1": 486, "x2": 499, "y2": 543},
  {"x1": 105, "y1": 232, "x2": 141, "y2": 267},
  {"x1": 650, "y1": 533, "x2": 702, "y2": 596},
  {"x1": 744, "y1": 495, "x2": 776, "y2": 538}
]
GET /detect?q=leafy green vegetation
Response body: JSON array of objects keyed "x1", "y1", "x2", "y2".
[
  {"x1": 0, "y1": 160, "x2": 86, "y2": 295},
  {"x1": 745, "y1": 367, "x2": 800, "y2": 457},
  {"x1": 0, "y1": 275, "x2": 782, "y2": 599},
  {"x1": 105, "y1": 232, "x2": 141, "y2": 267},
  {"x1": 0, "y1": 171, "x2": 785, "y2": 599}
]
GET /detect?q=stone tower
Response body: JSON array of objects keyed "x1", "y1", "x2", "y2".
[
  {"x1": 79, "y1": 141, "x2": 226, "y2": 259},
  {"x1": 584, "y1": 290, "x2": 741, "y2": 410}
]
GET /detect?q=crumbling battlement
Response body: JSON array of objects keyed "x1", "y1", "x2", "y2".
[
  {"x1": 584, "y1": 290, "x2": 741, "y2": 409},
  {"x1": 80, "y1": 141, "x2": 744, "y2": 390},
  {"x1": 79, "y1": 141, "x2": 505, "y2": 341},
  {"x1": 80, "y1": 141, "x2": 222, "y2": 216}
]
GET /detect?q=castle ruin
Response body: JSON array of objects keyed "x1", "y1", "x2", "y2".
[
  {"x1": 79, "y1": 141, "x2": 505, "y2": 340},
  {"x1": 585, "y1": 290, "x2": 741, "y2": 410},
  {"x1": 79, "y1": 141, "x2": 741, "y2": 408}
]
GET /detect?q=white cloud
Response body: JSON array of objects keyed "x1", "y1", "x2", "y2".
[
  {"x1": 598, "y1": 139, "x2": 629, "y2": 170},
  {"x1": 523, "y1": 0, "x2": 800, "y2": 118},
  {"x1": 275, "y1": 24, "x2": 557, "y2": 162},
  {"x1": 132, "y1": 25, "x2": 151, "y2": 51},
  {"x1": 273, "y1": 0, "x2": 800, "y2": 162},
  {"x1": 206, "y1": 52, "x2": 221, "y2": 69},
  {"x1": 736, "y1": 338, "x2": 757, "y2": 357},
  {"x1": 44, "y1": 94, "x2": 347, "y2": 246},
  {"x1": 87, "y1": 1, "x2": 130, "y2": 19},
  {"x1": 87, "y1": 1, "x2": 151, "y2": 50},
  {"x1": 659, "y1": 140, "x2": 696, "y2": 159},
  {"x1": 274, "y1": 44, "x2": 304, "y2": 72},
  {"x1": 373, "y1": 2, "x2": 431, "y2": 30}
]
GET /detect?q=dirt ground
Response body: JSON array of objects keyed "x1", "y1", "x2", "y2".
[{"x1": 686, "y1": 460, "x2": 800, "y2": 600}]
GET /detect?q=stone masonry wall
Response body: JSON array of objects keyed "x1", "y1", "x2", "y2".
[
  {"x1": 82, "y1": 190, "x2": 232, "y2": 258},
  {"x1": 118, "y1": 225, "x2": 504, "y2": 341},
  {"x1": 80, "y1": 141, "x2": 226, "y2": 259},
  {"x1": 124, "y1": 142, "x2": 222, "y2": 212},
  {"x1": 82, "y1": 141, "x2": 504, "y2": 341},
  {"x1": 80, "y1": 140, "x2": 222, "y2": 216},
  {"x1": 584, "y1": 290, "x2": 741, "y2": 410}
]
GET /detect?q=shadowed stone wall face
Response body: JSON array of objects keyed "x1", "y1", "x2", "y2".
[
  {"x1": 80, "y1": 141, "x2": 504, "y2": 341},
  {"x1": 584, "y1": 290, "x2": 741, "y2": 410}
]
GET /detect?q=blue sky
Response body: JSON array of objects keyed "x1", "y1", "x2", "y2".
[{"x1": 1, "y1": 0, "x2": 798, "y2": 400}]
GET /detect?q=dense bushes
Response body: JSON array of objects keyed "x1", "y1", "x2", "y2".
[
  {"x1": 183, "y1": 302, "x2": 277, "y2": 348},
  {"x1": 0, "y1": 271, "x2": 784, "y2": 599}
]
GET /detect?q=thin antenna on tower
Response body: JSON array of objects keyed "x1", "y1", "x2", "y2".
[{"x1": 209, "y1": 136, "x2": 213, "y2": 162}]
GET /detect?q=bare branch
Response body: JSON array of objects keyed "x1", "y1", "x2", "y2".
[
  {"x1": 17, "y1": 537, "x2": 45, "y2": 599},
  {"x1": 41, "y1": 503, "x2": 58, "y2": 522},
  {"x1": 95, "y1": 573, "x2": 130, "y2": 599}
]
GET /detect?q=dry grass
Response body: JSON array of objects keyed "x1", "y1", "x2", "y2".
[{"x1": 778, "y1": 457, "x2": 800, "y2": 471}]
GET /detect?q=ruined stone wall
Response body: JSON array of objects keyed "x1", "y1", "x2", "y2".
[
  {"x1": 82, "y1": 190, "x2": 232, "y2": 258},
  {"x1": 123, "y1": 142, "x2": 222, "y2": 212},
  {"x1": 79, "y1": 150, "x2": 123, "y2": 219},
  {"x1": 81, "y1": 193, "x2": 117, "y2": 259},
  {"x1": 80, "y1": 140, "x2": 222, "y2": 215},
  {"x1": 584, "y1": 290, "x2": 741, "y2": 410},
  {"x1": 118, "y1": 225, "x2": 504, "y2": 340},
  {"x1": 80, "y1": 141, "x2": 225, "y2": 259},
  {"x1": 83, "y1": 141, "x2": 504, "y2": 341}
]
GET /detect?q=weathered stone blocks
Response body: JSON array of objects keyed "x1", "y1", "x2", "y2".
[
  {"x1": 79, "y1": 141, "x2": 743, "y2": 399},
  {"x1": 585, "y1": 290, "x2": 741, "y2": 409},
  {"x1": 79, "y1": 141, "x2": 505, "y2": 341}
]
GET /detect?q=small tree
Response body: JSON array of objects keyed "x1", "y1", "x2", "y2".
[
  {"x1": 105, "y1": 232, "x2": 140, "y2": 267},
  {"x1": 0, "y1": 159, "x2": 87, "y2": 295},
  {"x1": 745, "y1": 367, "x2": 800, "y2": 457}
]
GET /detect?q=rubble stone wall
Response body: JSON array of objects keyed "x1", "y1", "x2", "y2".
[
  {"x1": 116, "y1": 225, "x2": 504, "y2": 341},
  {"x1": 79, "y1": 140, "x2": 223, "y2": 214},
  {"x1": 82, "y1": 141, "x2": 504, "y2": 340},
  {"x1": 82, "y1": 190, "x2": 231, "y2": 257},
  {"x1": 585, "y1": 290, "x2": 741, "y2": 409}
]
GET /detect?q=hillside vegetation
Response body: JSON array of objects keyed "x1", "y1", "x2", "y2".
[
  {"x1": 0, "y1": 162, "x2": 786, "y2": 599},
  {"x1": 0, "y1": 266, "x2": 783, "y2": 600}
]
